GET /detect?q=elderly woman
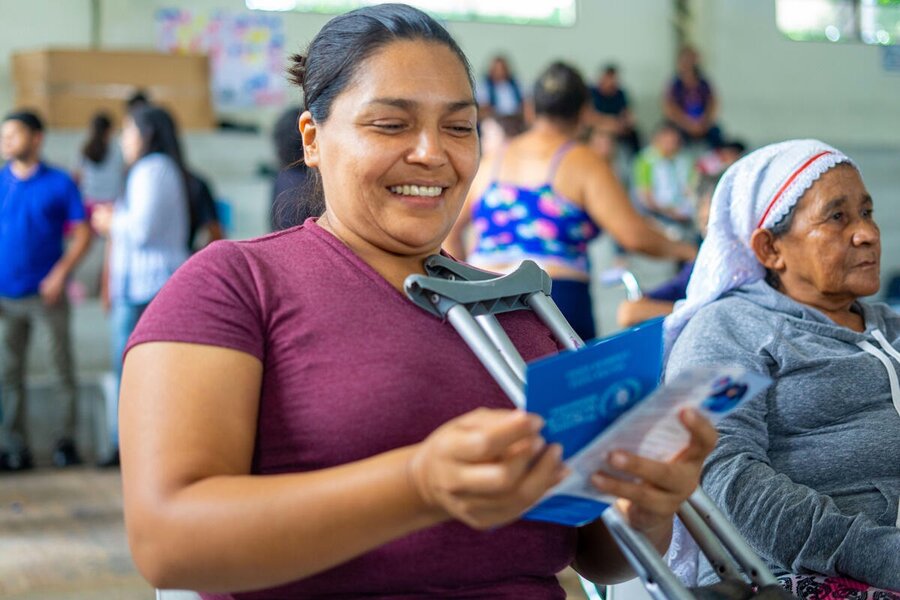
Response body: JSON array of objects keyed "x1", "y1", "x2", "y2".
[
  {"x1": 665, "y1": 140, "x2": 900, "y2": 595},
  {"x1": 119, "y1": 5, "x2": 716, "y2": 599}
]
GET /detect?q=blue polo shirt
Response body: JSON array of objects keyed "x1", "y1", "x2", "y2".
[{"x1": 0, "y1": 162, "x2": 86, "y2": 298}]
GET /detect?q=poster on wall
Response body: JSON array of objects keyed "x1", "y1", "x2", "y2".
[{"x1": 156, "y1": 9, "x2": 286, "y2": 109}]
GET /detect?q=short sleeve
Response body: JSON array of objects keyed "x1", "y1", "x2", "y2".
[
  {"x1": 126, "y1": 241, "x2": 266, "y2": 361},
  {"x1": 63, "y1": 175, "x2": 86, "y2": 222}
]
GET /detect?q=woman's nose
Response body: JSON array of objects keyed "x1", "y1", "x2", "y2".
[
  {"x1": 408, "y1": 128, "x2": 447, "y2": 167},
  {"x1": 852, "y1": 217, "x2": 880, "y2": 246}
]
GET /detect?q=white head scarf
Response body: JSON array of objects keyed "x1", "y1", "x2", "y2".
[{"x1": 664, "y1": 139, "x2": 856, "y2": 354}]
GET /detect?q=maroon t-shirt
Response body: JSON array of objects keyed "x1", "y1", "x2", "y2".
[{"x1": 127, "y1": 219, "x2": 577, "y2": 599}]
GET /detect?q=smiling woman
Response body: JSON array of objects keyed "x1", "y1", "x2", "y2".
[{"x1": 117, "y1": 4, "x2": 716, "y2": 599}]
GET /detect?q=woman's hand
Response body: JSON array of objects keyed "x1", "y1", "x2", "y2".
[
  {"x1": 592, "y1": 408, "x2": 718, "y2": 535},
  {"x1": 91, "y1": 203, "x2": 114, "y2": 237},
  {"x1": 407, "y1": 408, "x2": 567, "y2": 530}
]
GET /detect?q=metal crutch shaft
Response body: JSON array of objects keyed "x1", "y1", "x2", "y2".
[
  {"x1": 446, "y1": 305, "x2": 527, "y2": 409},
  {"x1": 688, "y1": 489, "x2": 778, "y2": 587},
  {"x1": 474, "y1": 314, "x2": 527, "y2": 383},
  {"x1": 601, "y1": 509, "x2": 694, "y2": 600},
  {"x1": 526, "y1": 292, "x2": 585, "y2": 351},
  {"x1": 677, "y1": 502, "x2": 744, "y2": 582}
]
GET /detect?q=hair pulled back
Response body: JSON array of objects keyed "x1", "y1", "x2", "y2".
[
  {"x1": 285, "y1": 4, "x2": 474, "y2": 221},
  {"x1": 533, "y1": 61, "x2": 588, "y2": 123}
]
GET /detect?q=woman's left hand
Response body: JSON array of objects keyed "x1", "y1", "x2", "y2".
[{"x1": 591, "y1": 408, "x2": 718, "y2": 535}]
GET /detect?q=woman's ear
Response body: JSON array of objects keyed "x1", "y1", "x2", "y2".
[
  {"x1": 750, "y1": 228, "x2": 785, "y2": 271},
  {"x1": 299, "y1": 111, "x2": 319, "y2": 168}
]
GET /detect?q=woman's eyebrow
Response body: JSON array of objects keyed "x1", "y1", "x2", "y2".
[
  {"x1": 367, "y1": 98, "x2": 477, "y2": 112},
  {"x1": 820, "y1": 196, "x2": 847, "y2": 214}
]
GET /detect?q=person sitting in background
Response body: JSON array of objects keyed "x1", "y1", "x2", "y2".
[
  {"x1": 449, "y1": 62, "x2": 696, "y2": 341},
  {"x1": 665, "y1": 140, "x2": 900, "y2": 593},
  {"x1": 617, "y1": 173, "x2": 718, "y2": 328},
  {"x1": 118, "y1": 7, "x2": 717, "y2": 596},
  {"x1": 270, "y1": 104, "x2": 310, "y2": 231},
  {"x1": 476, "y1": 54, "x2": 525, "y2": 121},
  {"x1": 632, "y1": 121, "x2": 696, "y2": 239},
  {"x1": 91, "y1": 105, "x2": 190, "y2": 467},
  {"x1": 0, "y1": 110, "x2": 92, "y2": 470},
  {"x1": 589, "y1": 64, "x2": 641, "y2": 154},
  {"x1": 695, "y1": 139, "x2": 746, "y2": 177},
  {"x1": 663, "y1": 47, "x2": 722, "y2": 148}
]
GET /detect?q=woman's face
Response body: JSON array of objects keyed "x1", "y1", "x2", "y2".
[
  {"x1": 120, "y1": 118, "x2": 142, "y2": 165},
  {"x1": 772, "y1": 164, "x2": 881, "y2": 302},
  {"x1": 489, "y1": 58, "x2": 509, "y2": 82},
  {"x1": 304, "y1": 40, "x2": 479, "y2": 257}
]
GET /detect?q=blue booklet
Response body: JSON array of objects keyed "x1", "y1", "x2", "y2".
[{"x1": 523, "y1": 319, "x2": 771, "y2": 527}]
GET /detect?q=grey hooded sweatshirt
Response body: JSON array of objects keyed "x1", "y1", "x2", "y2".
[{"x1": 667, "y1": 280, "x2": 900, "y2": 590}]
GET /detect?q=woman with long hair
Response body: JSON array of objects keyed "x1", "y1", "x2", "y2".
[{"x1": 92, "y1": 104, "x2": 189, "y2": 466}]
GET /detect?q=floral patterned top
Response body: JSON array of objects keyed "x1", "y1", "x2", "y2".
[{"x1": 468, "y1": 142, "x2": 600, "y2": 275}]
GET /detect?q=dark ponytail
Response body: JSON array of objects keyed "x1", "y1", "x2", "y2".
[{"x1": 82, "y1": 112, "x2": 112, "y2": 164}]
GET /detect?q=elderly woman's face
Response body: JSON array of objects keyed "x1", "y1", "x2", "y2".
[
  {"x1": 307, "y1": 39, "x2": 478, "y2": 256},
  {"x1": 773, "y1": 164, "x2": 880, "y2": 301}
]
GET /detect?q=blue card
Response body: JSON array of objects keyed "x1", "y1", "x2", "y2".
[
  {"x1": 525, "y1": 318, "x2": 663, "y2": 460},
  {"x1": 523, "y1": 318, "x2": 663, "y2": 526}
]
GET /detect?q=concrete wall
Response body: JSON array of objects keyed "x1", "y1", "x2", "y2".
[
  {"x1": 4, "y1": 0, "x2": 898, "y2": 146},
  {"x1": 692, "y1": 0, "x2": 900, "y2": 147},
  {"x1": 2, "y1": 0, "x2": 675, "y2": 132}
]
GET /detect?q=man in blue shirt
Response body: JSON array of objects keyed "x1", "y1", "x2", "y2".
[{"x1": 0, "y1": 110, "x2": 92, "y2": 471}]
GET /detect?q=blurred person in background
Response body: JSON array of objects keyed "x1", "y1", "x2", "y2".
[
  {"x1": 0, "y1": 110, "x2": 92, "y2": 470},
  {"x1": 125, "y1": 89, "x2": 223, "y2": 250},
  {"x1": 271, "y1": 104, "x2": 310, "y2": 231},
  {"x1": 695, "y1": 139, "x2": 747, "y2": 177},
  {"x1": 72, "y1": 112, "x2": 125, "y2": 299},
  {"x1": 589, "y1": 64, "x2": 641, "y2": 154},
  {"x1": 448, "y1": 62, "x2": 696, "y2": 340},
  {"x1": 91, "y1": 105, "x2": 190, "y2": 467},
  {"x1": 617, "y1": 173, "x2": 719, "y2": 327},
  {"x1": 73, "y1": 112, "x2": 124, "y2": 212},
  {"x1": 632, "y1": 121, "x2": 696, "y2": 240},
  {"x1": 663, "y1": 47, "x2": 722, "y2": 148},
  {"x1": 476, "y1": 54, "x2": 525, "y2": 121}
]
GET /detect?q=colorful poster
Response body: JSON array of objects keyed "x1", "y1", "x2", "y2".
[{"x1": 156, "y1": 9, "x2": 286, "y2": 109}]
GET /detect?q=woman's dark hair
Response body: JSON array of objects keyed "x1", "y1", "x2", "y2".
[
  {"x1": 286, "y1": 3, "x2": 474, "y2": 218},
  {"x1": 273, "y1": 104, "x2": 304, "y2": 168},
  {"x1": 128, "y1": 105, "x2": 191, "y2": 216},
  {"x1": 129, "y1": 105, "x2": 187, "y2": 170},
  {"x1": 82, "y1": 112, "x2": 113, "y2": 164},
  {"x1": 533, "y1": 62, "x2": 589, "y2": 122}
]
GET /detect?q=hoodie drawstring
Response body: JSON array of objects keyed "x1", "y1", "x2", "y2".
[
  {"x1": 859, "y1": 329, "x2": 900, "y2": 419},
  {"x1": 857, "y1": 330, "x2": 900, "y2": 527}
]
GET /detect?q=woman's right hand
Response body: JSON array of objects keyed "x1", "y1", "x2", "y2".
[{"x1": 407, "y1": 408, "x2": 566, "y2": 530}]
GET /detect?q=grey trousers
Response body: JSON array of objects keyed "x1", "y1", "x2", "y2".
[{"x1": 0, "y1": 295, "x2": 78, "y2": 452}]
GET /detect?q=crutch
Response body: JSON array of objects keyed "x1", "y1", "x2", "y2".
[{"x1": 405, "y1": 256, "x2": 787, "y2": 600}]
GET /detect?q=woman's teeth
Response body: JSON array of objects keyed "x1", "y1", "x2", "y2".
[{"x1": 389, "y1": 185, "x2": 443, "y2": 197}]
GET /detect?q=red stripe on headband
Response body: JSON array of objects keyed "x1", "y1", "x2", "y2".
[{"x1": 756, "y1": 150, "x2": 833, "y2": 229}]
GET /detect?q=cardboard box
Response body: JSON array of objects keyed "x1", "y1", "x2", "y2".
[{"x1": 11, "y1": 49, "x2": 215, "y2": 129}]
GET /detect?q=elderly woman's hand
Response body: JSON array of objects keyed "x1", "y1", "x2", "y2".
[
  {"x1": 591, "y1": 408, "x2": 718, "y2": 534},
  {"x1": 407, "y1": 408, "x2": 567, "y2": 530}
]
